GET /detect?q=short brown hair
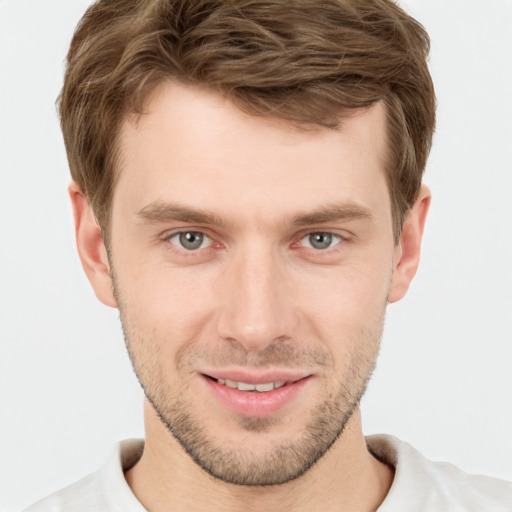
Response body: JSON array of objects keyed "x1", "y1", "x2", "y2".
[{"x1": 59, "y1": 0, "x2": 435, "y2": 242}]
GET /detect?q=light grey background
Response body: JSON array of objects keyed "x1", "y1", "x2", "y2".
[{"x1": 1, "y1": 1, "x2": 511, "y2": 510}]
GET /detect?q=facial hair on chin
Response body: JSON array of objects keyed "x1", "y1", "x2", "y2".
[
  {"x1": 110, "y1": 254, "x2": 386, "y2": 486},
  {"x1": 120, "y1": 317, "x2": 381, "y2": 486},
  {"x1": 144, "y1": 365, "x2": 372, "y2": 486}
]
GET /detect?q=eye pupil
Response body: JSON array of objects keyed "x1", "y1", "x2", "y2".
[
  {"x1": 179, "y1": 232, "x2": 204, "y2": 250},
  {"x1": 309, "y1": 232, "x2": 332, "y2": 250}
]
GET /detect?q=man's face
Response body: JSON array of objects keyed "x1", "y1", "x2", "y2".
[{"x1": 108, "y1": 83, "x2": 398, "y2": 485}]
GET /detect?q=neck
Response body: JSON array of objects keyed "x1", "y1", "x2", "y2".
[{"x1": 125, "y1": 400, "x2": 393, "y2": 512}]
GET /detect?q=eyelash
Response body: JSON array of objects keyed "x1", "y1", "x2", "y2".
[
  {"x1": 298, "y1": 232, "x2": 344, "y2": 250},
  {"x1": 162, "y1": 229, "x2": 348, "y2": 255},
  {"x1": 167, "y1": 231, "x2": 213, "y2": 251}
]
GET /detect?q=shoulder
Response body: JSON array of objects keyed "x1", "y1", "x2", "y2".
[
  {"x1": 367, "y1": 434, "x2": 512, "y2": 512},
  {"x1": 23, "y1": 439, "x2": 145, "y2": 512},
  {"x1": 24, "y1": 472, "x2": 104, "y2": 512}
]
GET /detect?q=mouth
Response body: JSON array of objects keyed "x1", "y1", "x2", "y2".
[
  {"x1": 207, "y1": 376, "x2": 287, "y2": 393},
  {"x1": 201, "y1": 372, "x2": 312, "y2": 417}
]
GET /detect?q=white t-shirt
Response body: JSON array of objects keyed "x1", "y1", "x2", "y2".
[{"x1": 25, "y1": 435, "x2": 512, "y2": 511}]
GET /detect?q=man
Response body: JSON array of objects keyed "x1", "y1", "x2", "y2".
[{"x1": 24, "y1": 0, "x2": 512, "y2": 510}]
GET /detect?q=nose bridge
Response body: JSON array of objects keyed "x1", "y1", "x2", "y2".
[{"x1": 216, "y1": 241, "x2": 295, "y2": 351}]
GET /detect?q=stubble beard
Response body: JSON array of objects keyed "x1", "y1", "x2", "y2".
[
  {"x1": 120, "y1": 321, "x2": 381, "y2": 486},
  {"x1": 144, "y1": 371, "x2": 372, "y2": 486},
  {"x1": 112, "y1": 269, "x2": 384, "y2": 487}
]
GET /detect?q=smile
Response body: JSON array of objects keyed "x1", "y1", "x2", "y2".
[
  {"x1": 215, "y1": 378, "x2": 286, "y2": 392},
  {"x1": 203, "y1": 373, "x2": 312, "y2": 417}
]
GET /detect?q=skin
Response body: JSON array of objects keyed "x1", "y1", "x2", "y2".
[{"x1": 71, "y1": 82, "x2": 430, "y2": 511}]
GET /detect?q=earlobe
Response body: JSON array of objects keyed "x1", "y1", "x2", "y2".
[
  {"x1": 69, "y1": 182, "x2": 117, "y2": 308},
  {"x1": 388, "y1": 185, "x2": 431, "y2": 303}
]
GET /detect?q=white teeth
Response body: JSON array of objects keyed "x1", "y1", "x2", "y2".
[
  {"x1": 254, "y1": 382, "x2": 274, "y2": 392},
  {"x1": 238, "y1": 382, "x2": 256, "y2": 391},
  {"x1": 216, "y1": 379, "x2": 287, "y2": 392}
]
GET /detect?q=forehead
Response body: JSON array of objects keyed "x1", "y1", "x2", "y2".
[{"x1": 113, "y1": 82, "x2": 390, "y2": 226}]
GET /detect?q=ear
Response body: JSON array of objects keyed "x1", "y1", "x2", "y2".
[
  {"x1": 69, "y1": 182, "x2": 117, "y2": 308},
  {"x1": 388, "y1": 185, "x2": 431, "y2": 303}
]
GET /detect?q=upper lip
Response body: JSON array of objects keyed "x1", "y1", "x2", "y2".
[{"x1": 201, "y1": 370, "x2": 311, "y2": 385}]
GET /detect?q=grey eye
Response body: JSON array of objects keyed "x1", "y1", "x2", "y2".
[
  {"x1": 300, "y1": 232, "x2": 341, "y2": 250},
  {"x1": 169, "y1": 231, "x2": 211, "y2": 250}
]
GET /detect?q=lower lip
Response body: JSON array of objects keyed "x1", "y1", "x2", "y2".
[{"x1": 202, "y1": 376, "x2": 311, "y2": 417}]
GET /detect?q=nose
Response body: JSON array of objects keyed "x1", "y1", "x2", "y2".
[{"x1": 215, "y1": 244, "x2": 298, "y2": 352}]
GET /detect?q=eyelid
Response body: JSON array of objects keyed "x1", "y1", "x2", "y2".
[
  {"x1": 293, "y1": 229, "x2": 354, "y2": 252},
  {"x1": 300, "y1": 232, "x2": 341, "y2": 248},
  {"x1": 177, "y1": 232, "x2": 211, "y2": 248},
  {"x1": 160, "y1": 226, "x2": 209, "y2": 240},
  {"x1": 159, "y1": 227, "x2": 351, "y2": 252},
  {"x1": 161, "y1": 228, "x2": 215, "y2": 252}
]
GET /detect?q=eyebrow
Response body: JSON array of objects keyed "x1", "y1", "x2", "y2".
[
  {"x1": 136, "y1": 202, "x2": 226, "y2": 227},
  {"x1": 135, "y1": 201, "x2": 372, "y2": 227},
  {"x1": 291, "y1": 203, "x2": 373, "y2": 226}
]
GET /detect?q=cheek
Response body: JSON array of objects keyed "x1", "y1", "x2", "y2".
[
  {"x1": 295, "y1": 261, "x2": 391, "y2": 355},
  {"x1": 113, "y1": 236, "x2": 393, "y2": 365},
  {"x1": 301, "y1": 256, "x2": 391, "y2": 313},
  {"x1": 115, "y1": 260, "x2": 218, "y2": 352}
]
